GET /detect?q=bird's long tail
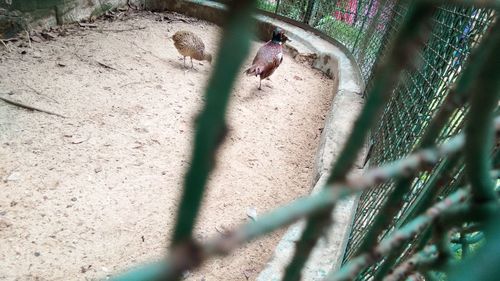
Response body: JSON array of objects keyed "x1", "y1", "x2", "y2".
[{"x1": 244, "y1": 64, "x2": 262, "y2": 77}]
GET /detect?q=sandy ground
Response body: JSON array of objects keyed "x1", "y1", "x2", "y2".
[{"x1": 0, "y1": 11, "x2": 334, "y2": 281}]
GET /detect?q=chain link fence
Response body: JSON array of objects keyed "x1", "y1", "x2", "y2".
[{"x1": 343, "y1": 1, "x2": 496, "y2": 263}]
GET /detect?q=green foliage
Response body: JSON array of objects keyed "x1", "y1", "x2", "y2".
[
  {"x1": 315, "y1": 15, "x2": 360, "y2": 47},
  {"x1": 278, "y1": 0, "x2": 308, "y2": 21},
  {"x1": 90, "y1": 2, "x2": 113, "y2": 19},
  {"x1": 257, "y1": 0, "x2": 276, "y2": 12}
]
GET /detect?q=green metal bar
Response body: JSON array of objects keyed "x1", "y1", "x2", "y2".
[
  {"x1": 303, "y1": 0, "x2": 316, "y2": 24},
  {"x1": 406, "y1": 273, "x2": 424, "y2": 281},
  {"x1": 459, "y1": 232, "x2": 469, "y2": 258},
  {"x1": 397, "y1": 155, "x2": 461, "y2": 227},
  {"x1": 464, "y1": 20, "x2": 500, "y2": 204},
  {"x1": 354, "y1": 0, "x2": 363, "y2": 23},
  {"x1": 432, "y1": 221, "x2": 452, "y2": 268},
  {"x1": 426, "y1": 0, "x2": 500, "y2": 10},
  {"x1": 414, "y1": 226, "x2": 433, "y2": 251},
  {"x1": 171, "y1": 0, "x2": 257, "y2": 245},
  {"x1": 374, "y1": 156, "x2": 460, "y2": 276},
  {"x1": 436, "y1": 202, "x2": 497, "y2": 230},
  {"x1": 451, "y1": 232, "x2": 484, "y2": 244},
  {"x1": 278, "y1": 114, "x2": 483, "y2": 280},
  {"x1": 447, "y1": 210, "x2": 500, "y2": 281},
  {"x1": 453, "y1": 223, "x2": 483, "y2": 235},
  {"x1": 363, "y1": 2, "x2": 403, "y2": 97},
  {"x1": 364, "y1": 172, "x2": 496, "y2": 278},
  {"x1": 383, "y1": 243, "x2": 463, "y2": 281},
  {"x1": 372, "y1": 250, "x2": 400, "y2": 281},
  {"x1": 110, "y1": 261, "x2": 171, "y2": 281},
  {"x1": 411, "y1": 163, "x2": 496, "y2": 253},
  {"x1": 357, "y1": 176, "x2": 413, "y2": 251},
  {"x1": 325, "y1": 189, "x2": 468, "y2": 281},
  {"x1": 493, "y1": 146, "x2": 500, "y2": 168},
  {"x1": 383, "y1": 246, "x2": 438, "y2": 281},
  {"x1": 356, "y1": 0, "x2": 389, "y2": 64},
  {"x1": 351, "y1": 0, "x2": 377, "y2": 52},
  {"x1": 422, "y1": 272, "x2": 440, "y2": 281}
]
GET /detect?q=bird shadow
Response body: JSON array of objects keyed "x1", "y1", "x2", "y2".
[
  {"x1": 240, "y1": 83, "x2": 274, "y2": 103},
  {"x1": 168, "y1": 60, "x2": 198, "y2": 72}
]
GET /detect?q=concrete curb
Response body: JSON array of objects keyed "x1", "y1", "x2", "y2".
[
  {"x1": 255, "y1": 21, "x2": 366, "y2": 280},
  {"x1": 253, "y1": 9, "x2": 366, "y2": 281}
]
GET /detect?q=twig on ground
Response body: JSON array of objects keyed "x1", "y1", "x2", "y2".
[
  {"x1": 78, "y1": 22, "x2": 98, "y2": 28},
  {"x1": 131, "y1": 41, "x2": 164, "y2": 61},
  {"x1": 119, "y1": 81, "x2": 142, "y2": 88},
  {"x1": 1, "y1": 37, "x2": 19, "y2": 42},
  {"x1": 0, "y1": 40, "x2": 10, "y2": 52},
  {"x1": 168, "y1": 18, "x2": 191, "y2": 24},
  {"x1": 98, "y1": 26, "x2": 146, "y2": 32},
  {"x1": 25, "y1": 30, "x2": 32, "y2": 48},
  {"x1": 74, "y1": 52, "x2": 123, "y2": 73},
  {"x1": 26, "y1": 85, "x2": 60, "y2": 104},
  {"x1": 0, "y1": 95, "x2": 67, "y2": 118},
  {"x1": 96, "y1": 60, "x2": 118, "y2": 71}
]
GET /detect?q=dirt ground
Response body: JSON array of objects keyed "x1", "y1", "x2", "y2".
[{"x1": 0, "y1": 11, "x2": 334, "y2": 281}]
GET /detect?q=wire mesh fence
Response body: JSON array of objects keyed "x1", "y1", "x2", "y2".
[{"x1": 341, "y1": 4, "x2": 498, "y2": 279}]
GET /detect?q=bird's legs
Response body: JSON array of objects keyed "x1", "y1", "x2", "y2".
[
  {"x1": 183, "y1": 56, "x2": 186, "y2": 68},
  {"x1": 258, "y1": 79, "x2": 262, "y2": 90},
  {"x1": 191, "y1": 57, "x2": 194, "y2": 69}
]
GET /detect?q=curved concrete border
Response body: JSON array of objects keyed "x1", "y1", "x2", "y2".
[
  {"x1": 254, "y1": 15, "x2": 367, "y2": 281},
  {"x1": 8, "y1": 0, "x2": 368, "y2": 278},
  {"x1": 149, "y1": 0, "x2": 367, "y2": 279}
]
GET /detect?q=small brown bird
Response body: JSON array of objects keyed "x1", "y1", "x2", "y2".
[
  {"x1": 172, "y1": 30, "x2": 212, "y2": 68},
  {"x1": 245, "y1": 27, "x2": 288, "y2": 90}
]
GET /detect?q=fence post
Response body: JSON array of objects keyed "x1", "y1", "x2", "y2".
[
  {"x1": 352, "y1": 0, "x2": 377, "y2": 52},
  {"x1": 303, "y1": 0, "x2": 317, "y2": 24}
]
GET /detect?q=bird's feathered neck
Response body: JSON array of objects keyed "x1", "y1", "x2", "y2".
[
  {"x1": 270, "y1": 29, "x2": 283, "y2": 44},
  {"x1": 271, "y1": 34, "x2": 282, "y2": 43}
]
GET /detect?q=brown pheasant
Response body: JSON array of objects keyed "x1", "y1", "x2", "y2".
[
  {"x1": 172, "y1": 30, "x2": 212, "y2": 68},
  {"x1": 245, "y1": 27, "x2": 288, "y2": 90}
]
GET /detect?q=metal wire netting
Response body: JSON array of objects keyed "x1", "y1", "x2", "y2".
[{"x1": 341, "y1": 3, "x2": 497, "y2": 277}]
